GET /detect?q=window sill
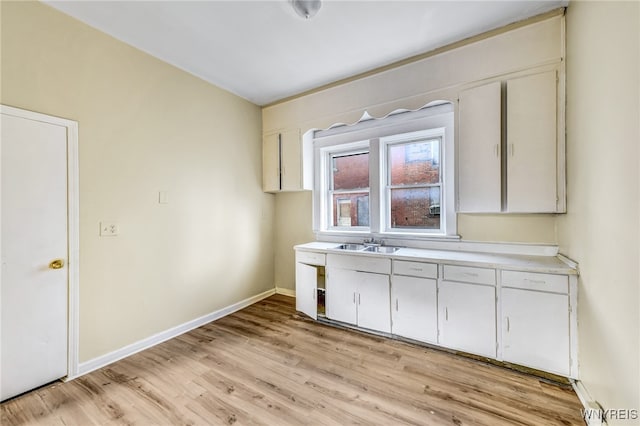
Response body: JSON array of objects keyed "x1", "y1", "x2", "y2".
[{"x1": 315, "y1": 230, "x2": 462, "y2": 245}]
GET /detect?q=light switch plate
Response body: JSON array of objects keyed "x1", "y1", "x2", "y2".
[
  {"x1": 100, "y1": 222, "x2": 119, "y2": 236},
  {"x1": 159, "y1": 191, "x2": 169, "y2": 204}
]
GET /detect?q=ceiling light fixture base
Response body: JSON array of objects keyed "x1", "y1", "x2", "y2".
[{"x1": 291, "y1": 0, "x2": 322, "y2": 20}]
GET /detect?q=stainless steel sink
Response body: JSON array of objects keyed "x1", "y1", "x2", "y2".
[
  {"x1": 364, "y1": 246, "x2": 400, "y2": 254},
  {"x1": 335, "y1": 243, "x2": 366, "y2": 251}
]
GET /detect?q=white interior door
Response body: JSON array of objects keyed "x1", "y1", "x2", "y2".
[{"x1": 1, "y1": 112, "x2": 69, "y2": 401}]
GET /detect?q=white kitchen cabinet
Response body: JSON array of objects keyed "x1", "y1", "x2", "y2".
[
  {"x1": 295, "y1": 262, "x2": 318, "y2": 320},
  {"x1": 391, "y1": 275, "x2": 438, "y2": 343},
  {"x1": 325, "y1": 268, "x2": 358, "y2": 325},
  {"x1": 356, "y1": 271, "x2": 391, "y2": 332},
  {"x1": 456, "y1": 69, "x2": 564, "y2": 213},
  {"x1": 326, "y1": 268, "x2": 391, "y2": 333},
  {"x1": 295, "y1": 243, "x2": 578, "y2": 378},
  {"x1": 501, "y1": 269, "x2": 572, "y2": 376},
  {"x1": 295, "y1": 250, "x2": 326, "y2": 320},
  {"x1": 263, "y1": 133, "x2": 280, "y2": 192},
  {"x1": 439, "y1": 280, "x2": 496, "y2": 358},
  {"x1": 458, "y1": 81, "x2": 502, "y2": 213},
  {"x1": 501, "y1": 288, "x2": 569, "y2": 376},
  {"x1": 263, "y1": 128, "x2": 307, "y2": 192},
  {"x1": 506, "y1": 71, "x2": 559, "y2": 212}
]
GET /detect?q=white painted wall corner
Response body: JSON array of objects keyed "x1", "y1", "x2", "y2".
[{"x1": 275, "y1": 287, "x2": 296, "y2": 297}]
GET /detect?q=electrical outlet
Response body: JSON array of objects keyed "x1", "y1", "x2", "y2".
[{"x1": 100, "y1": 222, "x2": 119, "y2": 236}]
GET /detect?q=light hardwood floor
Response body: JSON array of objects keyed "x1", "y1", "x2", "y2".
[{"x1": 1, "y1": 295, "x2": 585, "y2": 425}]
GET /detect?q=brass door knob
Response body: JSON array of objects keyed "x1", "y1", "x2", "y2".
[{"x1": 49, "y1": 259, "x2": 64, "y2": 269}]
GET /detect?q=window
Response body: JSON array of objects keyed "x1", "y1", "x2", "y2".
[
  {"x1": 313, "y1": 103, "x2": 455, "y2": 238},
  {"x1": 330, "y1": 149, "x2": 369, "y2": 229},
  {"x1": 384, "y1": 133, "x2": 442, "y2": 231}
]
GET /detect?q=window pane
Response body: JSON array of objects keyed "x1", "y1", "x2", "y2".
[
  {"x1": 333, "y1": 152, "x2": 369, "y2": 190},
  {"x1": 389, "y1": 140, "x2": 439, "y2": 185},
  {"x1": 332, "y1": 193, "x2": 369, "y2": 227},
  {"x1": 390, "y1": 187, "x2": 440, "y2": 229}
]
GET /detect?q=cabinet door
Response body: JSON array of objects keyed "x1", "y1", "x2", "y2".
[
  {"x1": 325, "y1": 268, "x2": 357, "y2": 325},
  {"x1": 356, "y1": 272, "x2": 391, "y2": 333},
  {"x1": 507, "y1": 71, "x2": 558, "y2": 212},
  {"x1": 458, "y1": 81, "x2": 502, "y2": 212},
  {"x1": 502, "y1": 288, "x2": 569, "y2": 376},
  {"x1": 391, "y1": 276, "x2": 437, "y2": 343},
  {"x1": 295, "y1": 262, "x2": 317, "y2": 320},
  {"x1": 280, "y1": 129, "x2": 301, "y2": 191},
  {"x1": 263, "y1": 133, "x2": 280, "y2": 192},
  {"x1": 439, "y1": 281, "x2": 496, "y2": 358}
]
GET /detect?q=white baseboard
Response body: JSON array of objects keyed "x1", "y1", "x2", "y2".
[
  {"x1": 73, "y1": 288, "x2": 276, "y2": 379},
  {"x1": 572, "y1": 380, "x2": 606, "y2": 426},
  {"x1": 275, "y1": 287, "x2": 296, "y2": 297}
]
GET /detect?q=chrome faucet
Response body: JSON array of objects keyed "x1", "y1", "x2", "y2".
[{"x1": 363, "y1": 238, "x2": 384, "y2": 247}]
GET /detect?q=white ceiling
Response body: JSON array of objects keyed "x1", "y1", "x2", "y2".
[{"x1": 44, "y1": 1, "x2": 567, "y2": 106}]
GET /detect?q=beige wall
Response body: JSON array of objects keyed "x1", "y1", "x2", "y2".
[
  {"x1": 560, "y1": 0, "x2": 640, "y2": 419},
  {"x1": 269, "y1": 16, "x2": 563, "y2": 290},
  {"x1": 274, "y1": 192, "x2": 315, "y2": 292},
  {"x1": 1, "y1": 1, "x2": 274, "y2": 362}
]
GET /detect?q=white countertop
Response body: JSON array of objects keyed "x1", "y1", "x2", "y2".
[{"x1": 294, "y1": 242, "x2": 577, "y2": 275}]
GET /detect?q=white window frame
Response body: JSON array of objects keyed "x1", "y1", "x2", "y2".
[
  {"x1": 325, "y1": 143, "x2": 371, "y2": 232},
  {"x1": 381, "y1": 129, "x2": 446, "y2": 235},
  {"x1": 313, "y1": 103, "x2": 455, "y2": 240}
]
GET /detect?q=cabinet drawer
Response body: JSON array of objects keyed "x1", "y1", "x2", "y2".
[
  {"x1": 327, "y1": 253, "x2": 391, "y2": 274},
  {"x1": 443, "y1": 265, "x2": 496, "y2": 285},
  {"x1": 393, "y1": 260, "x2": 438, "y2": 279},
  {"x1": 501, "y1": 271, "x2": 568, "y2": 294},
  {"x1": 296, "y1": 250, "x2": 326, "y2": 266}
]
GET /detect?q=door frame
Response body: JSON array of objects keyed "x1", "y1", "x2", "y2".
[{"x1": 1, "y1": 104, "x2": 80, "y2": 379}]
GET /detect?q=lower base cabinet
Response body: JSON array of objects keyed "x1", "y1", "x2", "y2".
[
  {"x1": 295, "y1": 262, "x2": 318, "y2": 320},
  {"x1": 326, "y1": 268, "x2": 391, "y2": 333},
  {"x1": 391, "y1": 275, "x2": 437, "y2": 343},
  {"x1": 438, "y1": 281, "x2": 497, "y2": 358},
  {"x1": 297, "y1": 246, "x2": 578, "y2": 378},
  {"x1": 502, "y1": 288, "x2": 570, "y2": 376},
  {"x1": 326, "y1": 268, "x2": 358, "y2": 325}
]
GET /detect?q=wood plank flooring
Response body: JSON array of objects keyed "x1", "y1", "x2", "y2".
[{"x1": 1, "y1": 295, "x2": 585, "y2": 425}]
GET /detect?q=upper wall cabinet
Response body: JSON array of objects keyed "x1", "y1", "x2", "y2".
[
  {"x1": 457, "y1": 69, "x2": 565, "y2": 213},
  {"x1": 263, "y1": 128, "x2": 311, "y2": 193},
  {"x1": 458, "y1": 81, "x2": 502, "y2": 213},
  {"x1": 506, "y1": 71, "x2": 559, "y2": 212}
]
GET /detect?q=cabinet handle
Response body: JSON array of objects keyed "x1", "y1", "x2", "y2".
[
  {"x1": 409, "y1": 267, "x2": 422, "y2": 272},
  {"x1": 396, "y1": 299, "x2": 399, "y2": 311},
  {"x1": 494, "y1": 144, "x2": 500, "y2": 158},
  {"x1": 509, "y1": 143, "x2": 515, "y2": 157},
  {"x1": 506, "y1": 317, "x2": 510, "y2": 332},
  {"x1": 353, "y1": 292, "x2": 356, "y2": 304},
  {"x1": 445, "y1": 307, "x2": 448, "y2": 321},
  {"x1": 524, "y1": 279, "x2": 546, "y2": 285},
  {"x1": 358, "y1": 293, "x2": 361, "y2": 305},
  {"x1": 464, "y1": 272, "x2": 479, "y2": 277}
]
